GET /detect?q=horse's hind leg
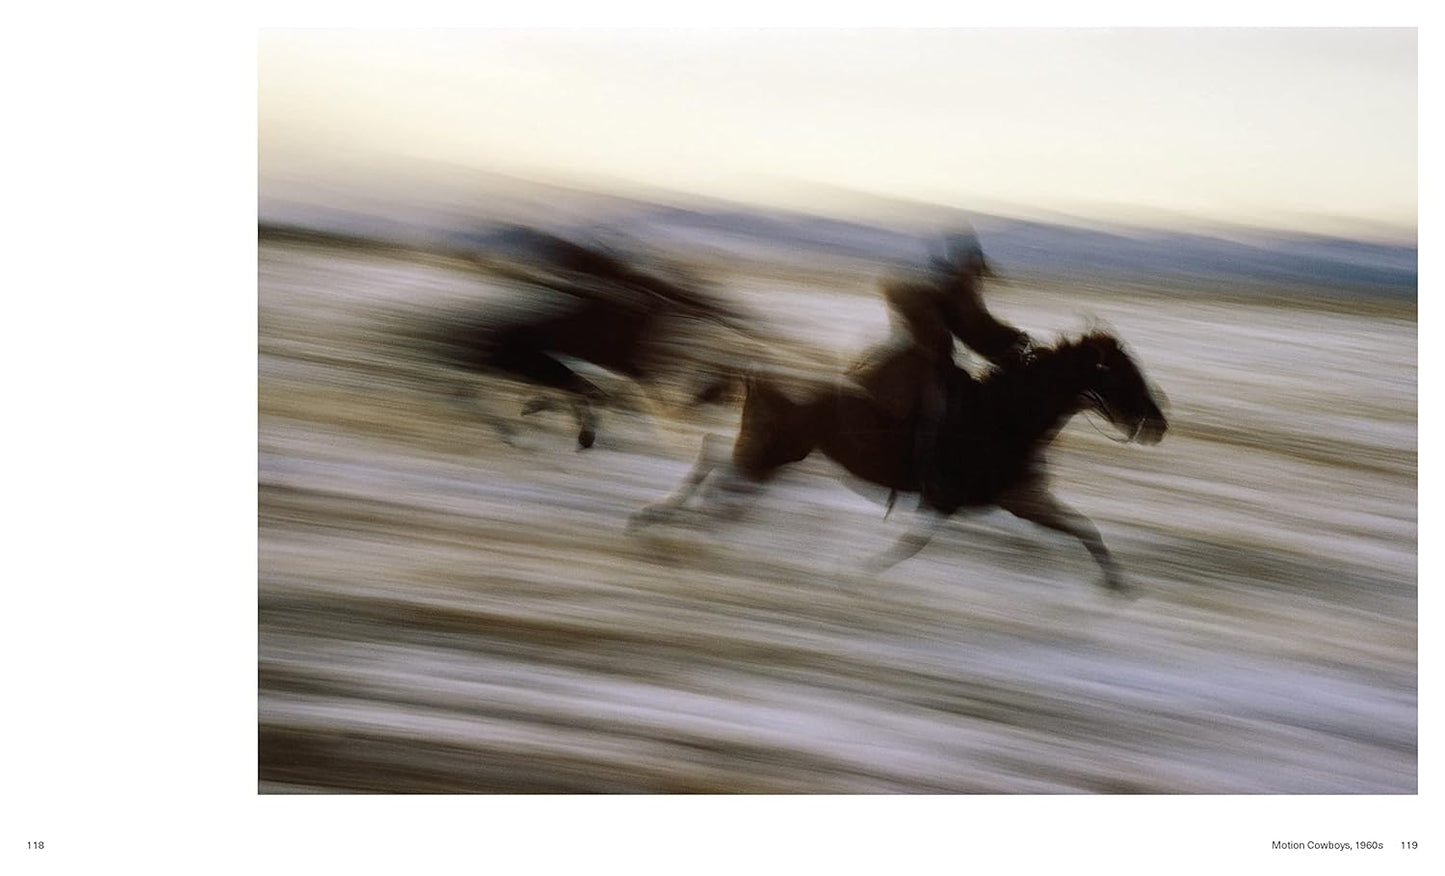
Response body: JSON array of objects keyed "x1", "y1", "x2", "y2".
[
  {"x1": 996, "y1": 483, "x2": 1128, "y2": 593},
  {"x1": 630, "y1": 376, "x2": 812, "y2": 531},
  {"x1": 521, "y1": 395, "x2": 559, "y2": 416},
  {"x1": 628, "y1": 433, "x2": 728, "y2": 530},
  {"x1": 447, "y1": 377, "x2": 520, "y2": 446}
]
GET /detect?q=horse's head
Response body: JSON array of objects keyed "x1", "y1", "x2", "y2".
[{"x1": 1075, "y1": 332, "x2": 1168, "y2": 444}]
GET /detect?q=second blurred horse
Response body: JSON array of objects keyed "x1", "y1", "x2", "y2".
[{"x1": 431, "y1": 227, "x2": 752, "y2": 448}]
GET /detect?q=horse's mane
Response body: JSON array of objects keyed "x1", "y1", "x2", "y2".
[
  {"x1": 977, "y1": 329, "x2": 1118, "y2": 388},
  {"x1": 934, "y1": 329, "x2": 1131, "y2": 450},
  {"x1": 1041, "y1": 329, "x2": 1121, "y2": 359}
]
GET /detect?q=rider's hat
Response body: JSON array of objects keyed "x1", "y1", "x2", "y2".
[{"x1": 932, "y1": 229, "x2": 996, "y2": 279}]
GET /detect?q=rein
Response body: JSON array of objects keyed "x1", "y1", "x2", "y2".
[{"x1": 1080, "y1": 390, "x2": 1140, "y2": 443}]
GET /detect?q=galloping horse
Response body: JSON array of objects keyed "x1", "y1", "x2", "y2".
[
  {"x1": 629, "y1": 330, "x2": 1168, "y2": 591},
  {"x1": 429, "y1": 227, "x2": 754, "y2": 448}
]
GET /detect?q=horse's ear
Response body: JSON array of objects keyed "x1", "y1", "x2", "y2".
[
  {"x1": 1080, "y1": 314, "x2": 1120, "y2": 347},
  {"x1": 1075, "y1": 324, "x2": 1109, "y2": 368}
]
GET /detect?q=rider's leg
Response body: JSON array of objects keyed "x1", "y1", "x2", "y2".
[{"x1": 914, "y1": 375, "x2": 948, "y2": 510}]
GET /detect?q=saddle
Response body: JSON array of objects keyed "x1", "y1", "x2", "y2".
[{"x1": 846, "y1": 337, "x2": 943, "y2": 421}]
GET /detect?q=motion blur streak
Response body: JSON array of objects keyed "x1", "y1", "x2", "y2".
[{"x1": 259, "y1": 179, "x2": 1414, "y2": 793}]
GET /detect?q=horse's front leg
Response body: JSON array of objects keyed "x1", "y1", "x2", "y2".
[
  {"x1": 995, "y1": 481, "x2": 1129, "y2": 594},
  {"x1": 512, "y1": 393, "x2": 598, "y2": 449},
  {"x1": 493, "y1": 341, "x2": 606, "y2": 449},
  {"x1": 568, "y1": 397, "x2": 599, "y2": 449}
]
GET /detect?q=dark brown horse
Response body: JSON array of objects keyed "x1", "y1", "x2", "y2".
[
  {"x1": 629, "y1": 330, "x2": 1168, "y2": 591},
  {"x1": 427, "y1": 227, "x2": 753, "y2": 448}
]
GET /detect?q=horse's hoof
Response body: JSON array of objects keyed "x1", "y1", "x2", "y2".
[
  {"x1": 1101, "y1": 575, "x2": 1139, "y2": 600},
  {"x1": 627, "y1": 507, "x2": 659, "y2": 531},
  {"x1": 859, "y1": 555, "x2": 893, "y2": 576},
  {"x1": 577, "y1": 428, "x2": 596, "y2": 449}
]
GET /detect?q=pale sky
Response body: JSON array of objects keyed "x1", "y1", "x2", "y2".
[{"x1": 258, "y1": 28, "x2": 1417, "y2": 235}]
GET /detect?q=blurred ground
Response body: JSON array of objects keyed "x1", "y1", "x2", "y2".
[{"x1": 259, "y1": 238, "x2": 1415, "y2": 793}]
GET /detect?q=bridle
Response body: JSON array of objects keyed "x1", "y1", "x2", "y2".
[{"x1": 1081, "y1": 388, "x2": 1143, "y2": 444}]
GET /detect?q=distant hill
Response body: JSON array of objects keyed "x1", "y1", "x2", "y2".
[
  {"x1": 259, "y1": 173, "x2": 1416, "y2": 300},
  {"x1": 598, "y1": 204, "x2": 1416, "y2": 297},
  {"x1": 973, "y1": 217, "x2": 1415, "y2": 296}
]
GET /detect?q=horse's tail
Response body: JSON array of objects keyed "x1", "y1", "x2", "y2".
[
  {"x1": 688, "y1": 371, "x2": 740, "y2": 407},
  {"x1": 738, "y1": 367, "x2": 775, "y2": 405},
  {"x1": 685, "y1": 364, "x2": 767, "y2": 408}
]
